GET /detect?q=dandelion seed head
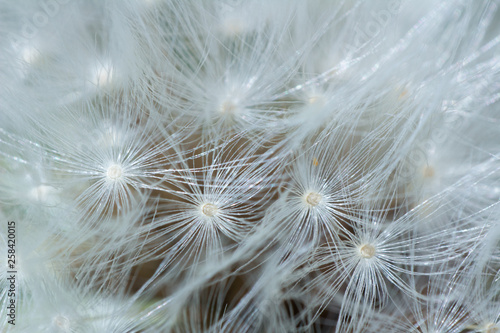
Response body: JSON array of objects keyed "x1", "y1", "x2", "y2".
[
  {"x1": 106, "y1": 164, "x2": 123, "y2": 181},
  {"x1": 201, "y1": 203, "x2": 218, "y2": 217},
  {"x1": 358, "y1": 243, "x2": 376, "y2": 259},
  {"x1": 1, "y1": 1, "x2": 499, "y2": 331},
  {"x1": 304, "y1": 191, "x2": 322, "y2": 207}
]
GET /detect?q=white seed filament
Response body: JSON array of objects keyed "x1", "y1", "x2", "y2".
[
  {"x1": 359, "y1": 244, "x2": 376, "y2": 259},
  {"x1": 201, "y1": 203, "x2": 218, "y2": 217}
]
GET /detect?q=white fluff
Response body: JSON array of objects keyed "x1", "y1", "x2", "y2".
[{"x1": 1, "y1": 0, "x2": 500, "y2": 332}]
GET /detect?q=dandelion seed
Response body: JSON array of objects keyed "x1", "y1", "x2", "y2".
[
  {"x1": 106, "y1": 164, "x2": 123, "y2": 181},
  {"x1": 304, "y1": 191, "x2": 322, "y2": 207},
  {"x1": 53, "y1": 315, "x2": 71, "y2": 331},
  {"x1": 201, "y1": 203, "x2": 218, "y2": 217},
  {"x1": 218, "y1": 98, "x2": 241, "y2": 124},
  {"x1": 142, "y1": 139, "x2": 275, "y2": 277},
  {"x1": 358, "y1": 243, "x2": 376, "y2": 259},
  {"x1": 219, "y1": 99, "x2": 239, "y2": 115}
]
